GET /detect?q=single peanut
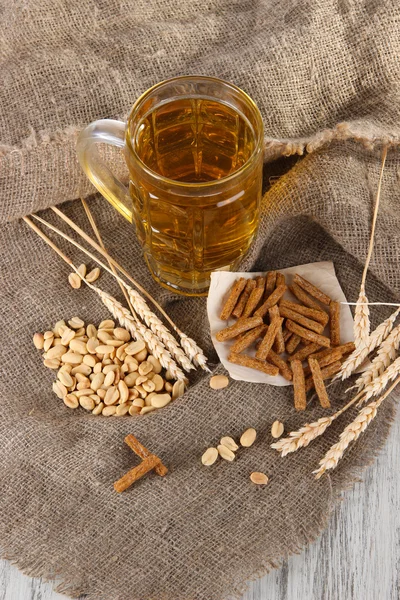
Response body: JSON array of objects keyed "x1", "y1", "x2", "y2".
[
  {"x1": 240, "y1": 428, "x2": 257, "y2": 448},
  {"x1": 201, "y1": 447, "x2": 219, "y2": 466},
  {"x1": 271, "y1": 420, "x2": 284, "y2": 439}
]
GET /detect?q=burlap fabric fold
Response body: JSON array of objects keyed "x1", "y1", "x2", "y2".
[{"x1": 1, "y1": 1, "x2": 400, "y2": 599}]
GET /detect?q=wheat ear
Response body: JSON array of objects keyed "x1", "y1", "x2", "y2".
[
  {"x1": 353, "y1": 284, "x2": 370, "y2": 349},
  {"x1": 351, "y1": 319, "x2": 400, "y2": 393},
  {"x1": 336, "y1": 305, "x2": 400, "y2": 382},
  {"x1": 73, "y1": 279, "x2": 187, "y2": 382},
  {"x1": 271, "y1": 417, "x2": 334, "y2": 456},
  {"x1": 126, "y1": 287, "x2": 195, "y2": 372},
  {"x1": 79, "y1": 278, "x2": 187, "y2": 381},
  {"x1": 355, "y1": 355, "x2": 400, "y2": 406},
  {"x1": 313, "y1": 374, "x2": 400, "y2": 479},
  {"x1": 91, "y1": 285, "x2": 144, "y2": 340},
  {"x1": 179, "y1": 334, "x2": 211, "y2": 371},
  {"x1": 49, "y1": 206, "x2": 209, "y2": 370}
]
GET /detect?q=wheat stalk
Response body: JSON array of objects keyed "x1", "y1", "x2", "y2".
[
  {"x1": 80, "y1": 198, "x2": 136, "y2": 315},
  {"x1": 313, "y1": 374, "x2": 400, "y2": 479},
  {"x1": 336, "y1": 306, "x2": 400, "y2": 382},
  {"x1": 23, "y1": 216, "x2": 187, "y2": 382},
  {"x1": 49, "y1": 206, "x2": 209, "y2": 370},
  {"x1": 353, "y1": 147, "x2": 387, "y2": 348},
  {"x1": 31, "y1": 211, "x2": 209, "y2": 372},
  {"x1": 351, "y1": 319, "x2": 400, "y2": 393},
  {"x1": 79, "y1": 199, "x2": 196, "y2": 374}
]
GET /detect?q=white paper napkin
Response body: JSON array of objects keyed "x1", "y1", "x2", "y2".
[{"x1": 207, "y1": 261, "x2": 354, "y2": 386}]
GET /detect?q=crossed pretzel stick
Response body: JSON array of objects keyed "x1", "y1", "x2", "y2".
[{"x1": 114, "y1": 434, "x2": 168, "y2": 493}]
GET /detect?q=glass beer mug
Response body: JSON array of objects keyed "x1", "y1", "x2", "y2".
[{"x1": 77, "y1": 76, "x2": 264, "y2": 296}]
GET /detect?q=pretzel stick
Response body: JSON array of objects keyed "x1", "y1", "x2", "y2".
[
  {"x1": 216, "y1": 316, "x2": 263, "y2": 342},
  {"x1": 220, "y1": 278, "x2": 247, "y2": 320},
  {"x1": 337, "y1": 342, "x2": 356, "y2": 356},
  {"x1": 269, "y1": 306, "x2": 285, "y2": 353},
  {"x1": 232, "y1": 279, "x2": 256, "y2": 318},
  {"x1": 124, "y1": 434, "x2": 167, "y2": 476},
  {"x1": 256, "y1": 317, "x2": 284, "y2": 360},
  {"x1": 276, "y1": 272, "x2": 286, "y2": 287},
  {"x1": 293, "y1": 274, "x2": 331, "y2": 306},
  {"x1": 230, "y1": 324, "x2": 267, "y2": 353},
  {"x1": 286, "y1": 334, "x2": 302, "y2": 354},
  {"x1": 228, "y1": 352, "x2": 279, "y2": 376},
  {"x1": 290, "y1": 342, "x2": 322, "y2": 362},
  {"x1": 286, "y1": 320, "x2": 331, "y2": 348},
  {"x1": 263, "y1": 271, "x2": 277, "y2": 301},
  {"x1": 309, "y1": 342, "x2": 355, "y2": 362},
  {"x1": 290, "y1": 283, "x2": 325, "y2": 311},
  {"x1": 267, "y1": 350, "x2": 292, "y2": 381},
  {"x1": 255, "y1": 284, "x2": 287, "y2": 318},
  {"x1": 283, "y1": 329, "x2": 292, "y2": 343},
  {"x1": 256, "y1": 276, "x2": 266, "y2": 289},
  {"x1": 304, "y1": 348, "x2": 343, "y2": 376},
  {"x1": 279, "y1": 299, "x2": 329, "y2": 326},
  {"x1": 305, "y1": 361, "x2": 342, "y2": 391},
  {"x1": 329, "y1": 301, "x2": 341, "y2": 346},
  {"x1": 114, "y1": 455, "x2": 161, "y2": 493},
  {"x1": 308, "y1": 358, "x2": 331, "y2": 408},
  {"x1": 336, "y1": 341, "x2": 356, "y2": 355},
  {"x1": 278, "y1": 305, "x2": 325, "y2": 334},
  {"x1": 243, "y1": 286, "x2": 264, "y2": 317},
  {"x1": 291, "y1": 360, "x2": 306, "y2": 411}
]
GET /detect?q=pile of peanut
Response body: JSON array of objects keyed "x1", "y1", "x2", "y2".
[{"x1": 33, "y1": 318, "x2": 184, "y2": 416}]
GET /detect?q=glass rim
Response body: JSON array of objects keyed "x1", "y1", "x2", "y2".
[{"x1": 125, "y1": 75, "x2": 264, "y2": 191}]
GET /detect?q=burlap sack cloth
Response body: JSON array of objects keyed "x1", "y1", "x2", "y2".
[{"x1": 1, "y1": 1, "x2": 400, "y2": 598}]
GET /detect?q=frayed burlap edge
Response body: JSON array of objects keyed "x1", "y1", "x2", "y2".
[
  {"x1": 264, "y1": 121, "x2": 400, "y2": 161},
  {"x1": 2, "y1": 119, "x2": 400, "y2": 224},
  {"x1": 1, "y1": 386, "x2": 397, "y2": 600}
]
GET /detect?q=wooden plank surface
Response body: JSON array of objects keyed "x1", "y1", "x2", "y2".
[{"x1": 1, "y1": 413, "x2": 399, "y2": 600}]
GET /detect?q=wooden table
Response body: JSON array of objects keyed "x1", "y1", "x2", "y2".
[{"x1": 1, "y1": 413, "x2": 399, "y2": 600}]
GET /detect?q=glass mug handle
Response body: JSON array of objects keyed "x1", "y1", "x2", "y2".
[{"x1": 76, "y1": 119, "x2": 133, "y2": 223}]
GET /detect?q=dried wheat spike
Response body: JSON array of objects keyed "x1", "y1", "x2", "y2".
[
  {"x1": 91, "y1": 285, "x2": 187, "y2": 382},
  {"x1": 126, "y1": 286, "x2": 195, "y2": 373},
  {"x1": 179, "y1": 334, "x2": 211, "y2": 372},
  {"x1": 314, "y1": 372, "x2": 400, "y2": 479},
  {"x1": 353, "y1": 319, "x2": 400, "y2": 392},
  {"x1": 271, "y1": 416, "x2": 334, "y2": 456},
  {"x1": 353, "y1": 284, "x2": 370, "y2": 349},
  {"x1": 357, "y1": 355, "x2": 400, "y2": 404},
  {"x1": 335, "y1": 306, "x2": 400, "y2": 382},
  {"x1": 313, "y1": 398, "x2": 383, "y2": 479}
]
